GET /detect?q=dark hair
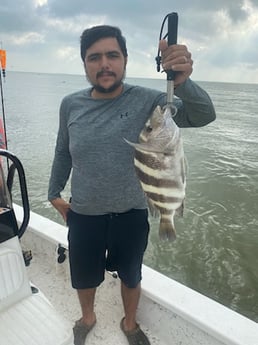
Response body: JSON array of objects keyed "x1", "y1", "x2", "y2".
[{"x1": 80, "y1": 25, "x2": 128, "y2": 61}]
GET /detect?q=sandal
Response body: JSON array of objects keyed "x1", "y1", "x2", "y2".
[
  {"x1": 120, "y1": 317, "x2": 151, "y2": 345},
  {"x1": 73, "y1": 319, "x2": 96, "y2": 345}
]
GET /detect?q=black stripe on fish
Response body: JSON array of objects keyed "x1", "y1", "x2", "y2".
[
  {"x1": 135, "y1": 166, "x2": 181, "y2": 189},
  {"x1": 154, "y1": 204, "x2": 183, "y2": 215},
  {"x1": 151, "y1": 205, "x2": 175, "y2": 215},
  {"x1": 146, "y1": 191, "x2": 183, "y2": 204},
  {"x1": 135, "y1": 150, "x2": 168, "y2": 171}
]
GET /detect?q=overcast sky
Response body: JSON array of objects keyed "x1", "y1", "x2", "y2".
[{"x1": 1, "y1": 0, "x2": 258, "y2": 83}]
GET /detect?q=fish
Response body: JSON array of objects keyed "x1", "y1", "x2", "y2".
[{"x1": 125, "y1": 105, "x2": 186, "y2": 241}]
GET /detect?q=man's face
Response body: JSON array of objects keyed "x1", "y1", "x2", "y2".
[{"x1": 84, "y1": 37, "x2": 127, "y2": 94}]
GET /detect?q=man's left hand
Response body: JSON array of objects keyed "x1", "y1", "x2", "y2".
[{"x1": 159, "y1": 40, "x2": 193, "y2": 87}]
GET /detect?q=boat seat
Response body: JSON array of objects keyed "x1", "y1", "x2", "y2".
[{"x1": 0, "y1": 236, "x2": 73, "y2": 345}]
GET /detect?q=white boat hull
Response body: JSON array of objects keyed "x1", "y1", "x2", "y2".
[{"x1": 14, "y1": 204, "x2": 258, "y2": 345}]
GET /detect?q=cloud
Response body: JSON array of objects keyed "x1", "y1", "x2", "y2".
[
  {"x1": 0, "y1": 0, "x2": 258, "y2": 83},
  {"x1": 195, "y1": 2, "x2": 258, "y2": 68},
  {"x1": 9, "y1": 32, "x2": 45, "y2": 46},
  {"x1": 0, "y1": 0, "x2": 45, "y2": 32}
]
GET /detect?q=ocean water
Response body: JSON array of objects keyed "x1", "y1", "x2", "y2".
[{"x1": 1, "y1": 71, "x2": 258, "y2": 322}]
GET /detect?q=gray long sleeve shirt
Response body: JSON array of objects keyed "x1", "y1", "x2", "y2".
[{"x1": 48, "y1": 79, "x2": 215, "y2": 215}]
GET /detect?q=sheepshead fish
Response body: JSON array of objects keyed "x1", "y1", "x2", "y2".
[{"x1": 125, "y1": 105, "x2": 186, "y2": 240}]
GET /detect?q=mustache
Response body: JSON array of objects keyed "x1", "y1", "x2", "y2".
[{"x1": 96, "y1": 70, "x2": 116, "y2": 78}]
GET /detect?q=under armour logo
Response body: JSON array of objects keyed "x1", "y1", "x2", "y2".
[{"x1": 120, "y1": 112, "x2": 128, "y2": 118}]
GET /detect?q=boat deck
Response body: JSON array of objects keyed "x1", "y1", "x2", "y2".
[
  {"x1": 22, "y1": 233, "x2": 164, "y2": 345},
  {"x1": 15, "y1": 205, "x2": 258, "y2": 345}
]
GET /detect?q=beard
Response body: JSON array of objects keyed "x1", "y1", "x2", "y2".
[
  {"x1": 86, "y1": 69, "x2": 126, "y2": 94},
  {"x1": 93, "y1": 79, "x2": 123, "y2": 94}
]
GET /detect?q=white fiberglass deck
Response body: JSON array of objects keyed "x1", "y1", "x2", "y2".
[{"x1": 15, "y1": 204, "x2": 258, "y2": 345}]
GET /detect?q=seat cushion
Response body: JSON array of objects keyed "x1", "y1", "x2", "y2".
[
  {"x1": 0, "y1": 292, "x2": 73, "y2": 345},
  {"x1": 0, "y1": 236, "x2": 31, "y2": 311}
]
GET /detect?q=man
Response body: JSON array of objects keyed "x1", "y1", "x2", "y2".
[{"x1": 48, "y1": 25, "x2": 216, "y2": 345}]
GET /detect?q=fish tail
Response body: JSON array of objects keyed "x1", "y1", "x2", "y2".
[{"x1": 159, "y1": 215, "x2": 176, "y2": 241}]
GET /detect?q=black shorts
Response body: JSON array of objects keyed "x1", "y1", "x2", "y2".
[{"x1": 67, "y1": 208, "x2": 149, "y2": 289}]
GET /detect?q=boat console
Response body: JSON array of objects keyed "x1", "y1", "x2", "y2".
[{"x1": 0, "y1": 149, "x2": 73, "y2": 345}]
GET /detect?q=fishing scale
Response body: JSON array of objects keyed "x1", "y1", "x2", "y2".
[{"x1": 156, "y1": 12, "x2": 178, "y2": 116}]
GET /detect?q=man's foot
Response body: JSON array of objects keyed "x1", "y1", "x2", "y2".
[
  {"x1": 73, "y1": 319, "x2": 96, "y2": 345},
  {"x1": 120, "y1": 317, "x2": 151, "y2": 345}
]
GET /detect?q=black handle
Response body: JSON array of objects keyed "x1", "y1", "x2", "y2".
[
  {"x1": 0, "y1": 149, "x2": 30, "y2": 238},
  {"x1": 167, "y1": 12, "x2": 178, "y2": 81},
  {"x1": 168, "y1": 12, "x2": 178, "y2": 46}
]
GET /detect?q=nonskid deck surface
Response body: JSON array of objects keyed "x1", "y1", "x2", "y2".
[{"x1": 22, "y1": 233, "x2": 164, "y2": 345}]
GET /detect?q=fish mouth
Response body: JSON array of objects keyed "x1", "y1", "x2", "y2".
[{"x1": 163, "y1": 104, "x2": 177, "y2": 117}]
